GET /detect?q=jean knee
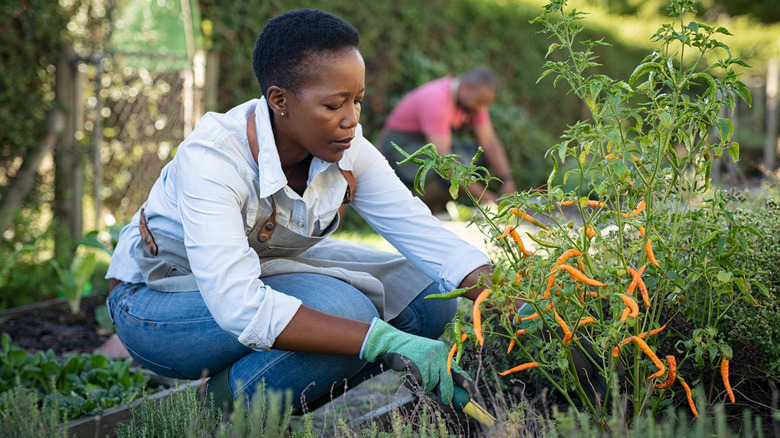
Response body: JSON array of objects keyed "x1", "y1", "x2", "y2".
[
  {"x1": 317, "y1": 288, "x2": 379, "y2": 324},
  {"x1": 423, "y1": 297, "x2": 457, "y2": 339},
  {"x1": 390, "y1": 283, "x2": 457, "y2": 339}
]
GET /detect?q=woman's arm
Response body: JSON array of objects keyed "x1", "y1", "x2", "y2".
[{"x1": 271, "y1": 305, "x2": 369, "y2": 354}]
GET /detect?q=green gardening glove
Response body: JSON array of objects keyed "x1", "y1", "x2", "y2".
[{"x1": 361, "y1": 318, "x2": 471, "y2": 405}]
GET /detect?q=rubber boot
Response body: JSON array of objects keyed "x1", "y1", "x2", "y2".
[{"x1": 206, "y1": 367, "x2": 235, "y2": 414}]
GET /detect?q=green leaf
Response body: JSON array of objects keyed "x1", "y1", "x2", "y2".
[
  {"x1": 721, "y1": 344, "x2": 733, "y2": 360},
  {"x1": 727, "y1": 142, "x2": 740, "y2": 162},
  {"x1": 658, "y1": 112, "x2": 672, "y2": 130},
  {"x1": 735, "y1": 81, "x2": 752, "y2": 106},
  {"x1": 716, "y1": 270, "x2": 732, "y2": 283},
  {"x1": 715, "y1": 118, "x2": 734, "y2": 142},
  {"x1": 88, "y1": 355, "x2": 108, "y2": 370},
  {"x1": 449, "y1": 181, "x2": 459, "y2": 199}
]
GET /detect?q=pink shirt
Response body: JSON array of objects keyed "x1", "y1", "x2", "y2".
[{"x1": 384, "y1": 76, "x2": 490, "y2": 136}]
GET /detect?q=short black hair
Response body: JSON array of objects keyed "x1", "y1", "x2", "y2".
[{"x1": 252, "y1": 9, "x2": 360, "y2": 98}]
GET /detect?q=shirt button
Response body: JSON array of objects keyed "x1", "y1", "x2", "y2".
[{"x1": 297, "y1": 221, "x2": 304, "y2": 227}]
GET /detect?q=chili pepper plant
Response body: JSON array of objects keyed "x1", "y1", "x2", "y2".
[{"x1": 396, "y1": 0, "x2": 760, "y2": 431}]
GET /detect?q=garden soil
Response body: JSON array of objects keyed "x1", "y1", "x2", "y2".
[{"x1": 0, "y1": 295, "x2": 111, "y2": 356}]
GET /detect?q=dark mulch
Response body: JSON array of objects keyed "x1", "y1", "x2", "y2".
[{"x1": 0, "y1": 295, "x2": 110, "y2": 355}]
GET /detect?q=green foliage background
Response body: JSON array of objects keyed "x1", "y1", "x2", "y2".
[
  {"x1": 0, "y1": 0, "x2": 69, "y2": 187},
  {"x1": 197, "y1": 0, "x2": 780, "y2": 190},
  {"x1": 3, "y1": 0, "x2": 780, "y2": 211},
  {"x1": 197, "y1": 0, "x2": 655, "y2": 189}
]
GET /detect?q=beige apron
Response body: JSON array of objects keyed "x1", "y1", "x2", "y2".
[{"x1": 133, "y1": 110, "x2": 434, "y2": 320}]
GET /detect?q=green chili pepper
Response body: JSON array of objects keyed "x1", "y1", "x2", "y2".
[
  {"x1": 524, "y1": 232, "x2": 559, "y2": 248},
  {"x1": 425, "y1": 287, "x2": 470, "y2": 300}
]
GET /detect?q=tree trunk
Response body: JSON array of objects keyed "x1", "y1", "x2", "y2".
[
  {"x1": 53, "y1": 43, "x2": 84, "y2": 264},
  {"x1": 765, "y1": 56, "x2": 778, "y2": 173},
  {"x1": 0, "y1": 112, "x2": 63, "y2": 232}
]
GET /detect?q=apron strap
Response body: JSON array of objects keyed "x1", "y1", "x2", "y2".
[
  {"x1": 139, "y1": 208, "x2": 158, "y2": 256},
  {"x1": 247, "y1": 112, "x2": 278, "y2": 242},
  {"x1": 342, "y1": 169, "x2": 356, "y2": 204},
  {"x1": 257, "y1": 198, "x2": 277, "y2": 243}
]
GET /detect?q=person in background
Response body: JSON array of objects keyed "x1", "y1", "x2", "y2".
[
  {"x1": 379, "y1": 68, "x2": 516, "y2": 213},
  {"x1": 104, "y1": 9, "x2": 501, "y2": 414}
]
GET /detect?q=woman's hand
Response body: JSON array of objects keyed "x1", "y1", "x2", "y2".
[{"x1": 461, "y1": 265, "x2": 525, "y2": 316}]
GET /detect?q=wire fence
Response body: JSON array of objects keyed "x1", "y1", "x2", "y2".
[{"x1": 83, "y1": 53, "x2": 193, "y2": 227}]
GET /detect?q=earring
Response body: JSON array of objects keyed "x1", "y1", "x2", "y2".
[{"x1": 280, "y1": 111, "x2": 285, "y2": 116}]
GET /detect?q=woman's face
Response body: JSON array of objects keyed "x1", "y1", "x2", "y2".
[{"x1": 274, "y1": 47, "x2": 365, "y2": 164}]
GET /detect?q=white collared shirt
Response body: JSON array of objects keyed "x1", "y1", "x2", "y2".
[{"x1": 107, "y1": 98, "x2": 490, "y2": 350}]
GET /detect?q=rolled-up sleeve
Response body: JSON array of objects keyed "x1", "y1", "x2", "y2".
[{"x1": 175, "y1": 140, "x2": 302, "y2": 350}]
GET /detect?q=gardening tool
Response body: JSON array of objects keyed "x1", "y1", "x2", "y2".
[
  {"x1": 377, "y1": 345, "x2": 497, "y2": 427},
  {"x1": 453, "y1": 385, "x2": 497, "y2": 426}
]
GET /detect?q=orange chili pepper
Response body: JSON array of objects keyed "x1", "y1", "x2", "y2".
[
  {"x1": 544, "y1": 267, "x2": 558, "y2": 298},
  {"x1": 510, "y1": 228, "x2": 533, "y2": 256},
  {"x1": 473, "y1": 289, "x2": 491, "y2": 346},
  {"x1": 587, "y1": 200, "x2": 606, "y2": 208},
  {"x1": 515, "y1": 272, "x2": 522, "y2": 285},
  {"x1": 630, "y1": 336, "x2": 665, "y2": 379},
  {"x1": 578, "y1": 316, "x2": 597, "y2": 325},
  {"x1": 721, "y1": 358, "x2": 735, "y2": 403},
  {"x1": 627, "y1": 266, "x2": 650, "y2": 306},
  {"x1": 680, "y1": 380, "x2": 699, "y2": 417},
  {"x1": 620, "y1": 294, "x2": 639, "y2": 321},
  {"x1": 632, "y1": 155, "x2": 640, "y2": 163},
  {"x1": 560, "y1": 200, "x2": 575, "y2": 206},
  {"x1": 581, "y1": 291, "x2": 599, "y2": 300},
  {"x1": 497, "y1": 225, "x2": 514, "y2": 240},
  {"x1": 519, "y1": 311, "x2": 539, "y2": 322},
  {"x1": 558, "y1": 264, "x2": 607, "y2": 287},
  {"x1": 508, "y1": 208, "x2": 550, "y2": 231},
  {"x1": 554, "y1": 310, "x2": 573, "y2": 343},
  {"x1": 645, "y1": 325, "x2": 667, "y2": 337},
  {"x1": 623, "y1": 200, "x2": 646, "y2": 218},
  {"x1": 625, "y1": 265, "x2": 646, "y2": 295},
  {"x1": 638, "y1": 226, "x2": 646, "y2": 237},
  {"x1": 655, "y1": 355, "x2": 677, "y2": 389},
  {"x1": 447, "y1": 333, "x2": 469, "y2": 375},
  {"x1": 556, "y1": 248, "x2": 583, "y2": 265},
  {"x1": 499, "y1": 361, "x2": 539, "y2": 376},
  {"x1": 613, "y1": 324, "x2": 667, "y2": 357},
  {"x1": 605, "y1": 153, "x2": 618, "y2": 159},
  {"x1": 646, "y1": 239, "x2": 660, "y2": 267},
  {"x1": 506, "y1": 329, "x2": 528, "y2": 353},
  {"x1": 584, "y1": 225, "x2": 596, "y2": 238}
]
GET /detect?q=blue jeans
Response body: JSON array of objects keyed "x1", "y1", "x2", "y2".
[{"x1": 107, "y1": 273, "x2": 456, "y2": 411}]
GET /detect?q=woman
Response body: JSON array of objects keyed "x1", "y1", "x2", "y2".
[{"x1": 106, "y1": 9, "x2": 495, "y2": 412}]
